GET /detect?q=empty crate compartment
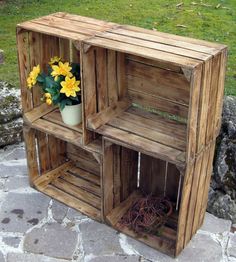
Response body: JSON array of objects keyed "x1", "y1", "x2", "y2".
[
  {"x1": 24, "y1": 126, "x2": 102, "y2": 221},
  {"x1": 102, "y1": 138, "x2": 183, "y2": 256}
]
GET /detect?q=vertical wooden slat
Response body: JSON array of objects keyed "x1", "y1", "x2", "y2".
[
  {"x1": 48, "y1": 136, "x2": 66, "y2": 169},
  {"x1": 186, "y1": 64, "x2": 202, "y2": 161},
  {"x1": 36, "y1": 131, "x2": 51, "y2": 175},
  {"x1": 199, "y1": 142, "x2": 216, "y2": 226},
  {"x1": 29, "y1": 32, "x2": 43, "y2": 107},
  {"x1": 196, "y1": 60, "x2": 212, "y2": 152},
  {"x1": 184, "y1": 153, "x2": 203, "y2": 245},
  {"x1": 17, "y1": 30, "x2": 32, "y2": 112},
  {"x1": 71, "y1": 41, "x2": 80, "y2": 63},
  {"x1": 113, "y1": 145, "x2": 121, "y2": 207},
  {"x1": 59, "y1": 38, "x2": 70, "y2": 61},
  {"x1": 120, "y1": 147, "x2": 138, "y2": 201},
  {"x1": 139, "y1": 154, "x2": 166, "y2": 197},
  {"x1": 206, "y1": 54, "x2": 221, "y2": 142},
  {"x1": 81, "y1": 44, "x2": 97, "y2": 144},
  {"x1": 96, "y1": 47, "x2": 108, "y2": 111},
  {"x1": 214, "y1": 49, "x2": 228, "y2": 135},
  {"x1": 117, "y1": 52, "x2": 127, "y2": 99},
  {"x1": 23, "y1": 126, "x2": 39, "y2": 186},
  {"x1": 107, "y1": 50, "x2": 118, "y2": 105},
  {"x1": 102, "y1": 139, "x2": 114, "y2": 217},
  {"x1": 175, "y1": 164, "x2": 194, "y2": 256},
  {"x1": 191, "y1": 148, "x2": 210, "y2": 234}
]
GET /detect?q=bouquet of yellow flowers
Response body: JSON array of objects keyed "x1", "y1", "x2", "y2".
[{"x1": 27, "y1": 56, "x2": 81, "y2": 111}]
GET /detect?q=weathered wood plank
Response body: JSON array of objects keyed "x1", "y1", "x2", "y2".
[
  {"x1": 107, "y1": 50, "x2": 118, "y2": 105},
  {"x1": 117, "y1": 52, "x2": 127, "y2": 99},
  {"x1": 59, "y1": 38, "x2": 70, "y2": 61}
]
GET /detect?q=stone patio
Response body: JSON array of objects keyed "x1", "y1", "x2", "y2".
[{"x1": 0, "y1": 143, "x2": 235, "y2": 262}]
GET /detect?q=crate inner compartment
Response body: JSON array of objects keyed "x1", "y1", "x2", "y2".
[
  {"x1": 103, "y1": 139, "x2": 183, "y2": 255},
  {"x1": 84, "y1": 48, "x2": 189, "y2": 161},
  {"x1": 32, "y1": 130, "x2": 102, "y2": 220}
]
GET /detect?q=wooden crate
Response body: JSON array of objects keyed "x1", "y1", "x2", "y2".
[
  {"x1": 23, "y1": 124, "x2": 103, "y2": 221},
  {"x1": 82, "y1": 25, "x2": 227, "y2": 164},
  {"x1": 102, "y1": 137, "x2": 216, "y2": 256},
  {"x1": 17, "y1": 12, "x2": 116, "y2": 143}
]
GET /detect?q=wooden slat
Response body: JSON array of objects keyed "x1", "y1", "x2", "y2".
[
  {"x1": 186, "y1": 64, "x2": 202, "y2": 161},
  {"x1": 17, "y1": 30, "x2": 32, "y2": 112},
  {"x1": 126, "y1": 59, "x2": 190, "y2": 105},
  {"x1": 206, "y1": 54, "x2": 221, "y2": 142},
  {"x1": 34, "y1": 161, "x2": 73, "y2": 189},
  {"x1": 84, "y1": 37, "x2": 200, "y2": 69},
  {"x1": 43, "y1": 109, "x2": 82, "y2": 133},
  {"x1": 123, "y1": 25, "x2": 226, "y2": 51},
  {"x1": 102, "y1": 140, "x2": 115, "y2": 216},
  {"x1": 214, "y1": 50, "x2": 227, "y2": 135},
  {"x1": 106, "y1": 190, "x2": 142, "y2": 226},
  {"x1": 191, "y1": 148, "x2": 210, "y2": 234},
  {"x1": 32, "y1": 118, "x2": 82, "y2": 146},
  {"x1": 36, "y1": 131, "x2": 51, "y2": 175},
  {"x1": 184, "y1": 154, "x2": 203, "y2": 246},
  {"x1": 69, "y1": 166, "x2": 100, "y2": 186},
  {"x1": 24, "y1": 103, "x2": 57, "y2": 123},
  {"x1": 68, "y1": 153, "x2": 100, "y2": 176},
  {"x1": 61, "y1": 172, "x2": 101, "y2": 196},
  {"x1": 52, "y1": 178, "x2": 101, "y2": 209},
  {"x1": 139, "y1": 154, "x2": 166, "y2": 196},
  {"x1": 29, "y1": 31, "x2": 43, "y2": 107},
  {"x1": 175, "y1": 164, "x2": 194, "y2": 256},
  {"x1": 81, "y1": 44, "x2": 97, "y2": 144},
  {"x1": 113, "y1": 145, "x2": 121, "y2": 207},
  {"x1": 107, "y1": 50, "x2": 118, "y2": 105},
  {"x1": 129, "y1": 89, "x2": 188, "y2": 118},
  {"x1": 98, "y1": 126, "x2": 185, "y2": 166},
  {"x1": 120, "y1": 147, "x2": 138, "y2": 201},
  {"x1": 95, "y1": 47, "x2": 108, "y2": 111},
  {"x1": 71, "y1": 41, "x2": 80, "y2": 62},
  {"x1": 108, "y1": 114, "x2": 186, "y2": 150},
  {"x1": 87, "y1": 99, "x2": 131, "y2": 130},
  {"x1": 41, "y1": 185, "x2": 101, "y2": 221},
  {"x1": 196, "y1": 61, "x2": 212, "y2": 153},
  {"x1": 59, "y1": 38, "x2": 70, "y2": 61},
  {"x1": 117, "y1": 52, "x2": 127, "y2": 99},
  {"x1": 113, "y1": 27, "x2": 220, "y2": 55},
  {"x1": 18, "y1": 21, "x2": 87, "y2": 40},
  {"x1": 165, "y1": 163, "x2": 180, "y2": 203},
  {"x1": 48, "y1": 136, "x2": 66, "y2": 169},
  {"x1": 100, "y1": 31, "x2": 212, "y2": 61},
  {"x1": 23, "y1": 126, "x2": 39, "y2": 186}
]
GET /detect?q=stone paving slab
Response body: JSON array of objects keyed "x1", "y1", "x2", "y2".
[{"x1": 0, "y1": 142, "x2": 233, "y2": 262}]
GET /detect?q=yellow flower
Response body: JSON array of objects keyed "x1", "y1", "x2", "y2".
[
  {"x1": 46, "y1": 98, "x2": 52, "y2": 105},
  {"x1": 51, "y1": 61, "x2": 72, "y2": 81},
  {"x1": 44, "y1": 93, "x2": 51, "y2": 99},
  {"x1": 60, "y1": 76, "x2": 80, "y2": 97},
  {"x1": 27, "y1": 65, "x2": 40, "y2": 89},
  {"x1": 49, "y1": 56, "x2": 61, "y2": 65}
]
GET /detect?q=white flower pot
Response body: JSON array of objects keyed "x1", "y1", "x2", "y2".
[{"x1": 60, "y1": 103, "x2": 82, "y2": 126}]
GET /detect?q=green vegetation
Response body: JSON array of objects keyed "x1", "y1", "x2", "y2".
[{"x1": 0, "y1": 0, "x2": 235, "y2": 95}]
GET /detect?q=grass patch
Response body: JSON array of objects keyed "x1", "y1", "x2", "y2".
[{"x1": 0, "y1": 0, "x2": 235, "y2": 95}]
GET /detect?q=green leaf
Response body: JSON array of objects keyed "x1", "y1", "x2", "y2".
[{"x1": 37, "y1": 74, "x2": 45, "y2": 83}]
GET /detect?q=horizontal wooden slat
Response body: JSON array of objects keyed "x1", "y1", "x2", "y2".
[
  {"x1": 100, "y1": 31, "x2": 212, "y2": 61},
  {"x1": 126, "y1": 59, "x2": 190, "y2": 105},
  {"x1": 69, "y1": 166, "x2": 100, "y2": 186},
  {"x1": 40, "y1": 185, "x2": 101, "y2": 221},
  {"x1": 87, "y1": 99, "x2": 131, "y2": 130},
  {"x1": 129, "y1": 89, "x2": 188, "y2": 118},
  {"x1": 123, "y1": 25, "x2": 226, "y2": 51},
  {"x1": 61, "y1": 172, "x2": 101, "y2": 196},
  {"x1": 98, "y1": 126, "x2": 186, "y2": 166},
  {"x1": 43, "y1": 109, "x2": 82, "y2": 133},
  {"x1": 52, "y1": 178, "x2": 101, "y2": 209},
  {"x1": 108, "y1": 116, "x2": 186, "y2": 150},
  {"x1": 84, "y1": 37, "x2": 200, "y2": 69},
  {"x1": 112, "y1": 27, "x2": 220, "y2": 55}
]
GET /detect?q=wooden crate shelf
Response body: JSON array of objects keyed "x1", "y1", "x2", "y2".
[{"x1": 17, "y1": 13, "x2": 227, "y2": 258}]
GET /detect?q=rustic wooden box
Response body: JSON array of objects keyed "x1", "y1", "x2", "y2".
[
  {"x1": 23, "y1": 124, "x2": 102, "y2": 221},
  {"x1": 17, "y1": 12, "x2": 116, "y2": 144},
  {"x1": 102, "y1": 137, "x2": 216, "y2": 256}
]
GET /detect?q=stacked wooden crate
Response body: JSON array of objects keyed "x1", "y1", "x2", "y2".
[{"x1": 17, "y1": 13, "x2": 227, "y2": 257}]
